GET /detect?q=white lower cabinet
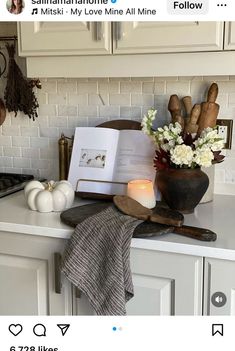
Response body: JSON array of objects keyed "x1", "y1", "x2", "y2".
[
  {"x1": 204, "y1": 257, "x2": 235, "y2": 315},
  {"x1": 1, "y1": 230, "x2": 235, "y2": 316},
  {"x1": 72, "y1": 248, "x2": 203, "y2": 316},
  {"x1": 127, "y1": 248, "x2": 203, "y2": 315},
  {"x1": 0, "y1": 231, "x2": 72, "y2": 315}
]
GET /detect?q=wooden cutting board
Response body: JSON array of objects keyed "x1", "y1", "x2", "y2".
[{"x1": 60, "y1": 202, "x2": 217, "y2": 241}]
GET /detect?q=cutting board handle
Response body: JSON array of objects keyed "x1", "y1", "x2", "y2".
[{"x1": 173, "y1": 225, "x2": 217, "y2": 241}]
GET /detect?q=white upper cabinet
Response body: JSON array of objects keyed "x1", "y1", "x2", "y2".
[
  {"x1": 18, "y1": 21, "x2": 235, "y2": 77},
  {"x1": 18, "y1": 22, "x2": 112, "y2": 56},
  {"x1": 18, "y1": 21, "x2": 223, "y2": 57},
  {"x1": 224, "y1": 22, "x2": 235, "y2": 49},
  {"x1": 113, "y1": 22, "x2": 223, "y2": 54}
]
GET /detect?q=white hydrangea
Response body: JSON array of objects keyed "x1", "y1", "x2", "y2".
[
  {"x1": 211, "y1": 139, "x2": 225, "y2": 151},
  {"x1": 170, "y1": 144, "x2": 194, "y2": 166},
  {"x1": 193, "y1": 148, "x2": 214, "y2": 168}
]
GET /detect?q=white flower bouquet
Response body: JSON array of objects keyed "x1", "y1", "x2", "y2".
[{"x1": 141, "y1": 109, "x2": 225, "y2": 170}]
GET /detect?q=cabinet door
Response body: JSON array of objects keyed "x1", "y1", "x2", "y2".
[
  {"x1": 127, "y1": 248, "x2": 203, "y2": 315},
  {"x1": 113, "y1": 22, "x2": 223, "y2": 54},
  {"x1": 204, "y1": 257, "x2": 235, "y2": 315},
  {"x1": 0, "y1": 232, "x2": 72, "y2": 316},
  {"x1": 18, "y1": 22, "x2": 111, "y2": 56},
  {"x1": 224, "y1": 22, "x2": 235, "y2": 49}
]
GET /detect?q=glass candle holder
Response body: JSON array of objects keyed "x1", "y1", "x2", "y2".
[{"x1": 127, "y1": 179, "x2": 156, "y2": 209}]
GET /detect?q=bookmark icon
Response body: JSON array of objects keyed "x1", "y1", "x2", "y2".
[{"x1": 57, "y1": 324, "x2": 70, "y2": 336}]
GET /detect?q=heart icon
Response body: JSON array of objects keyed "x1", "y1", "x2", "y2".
[{"x1": 9, "y1": 324, "x2": 23, "y2": 336}]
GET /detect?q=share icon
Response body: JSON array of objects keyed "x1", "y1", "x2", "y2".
[{"x1": 57, "y1": 324, "x2": 70, "y2": 336}]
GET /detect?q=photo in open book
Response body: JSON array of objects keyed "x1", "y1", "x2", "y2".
[{"x1": 79, "y1": 148, "x2": 107, "y2": 169}]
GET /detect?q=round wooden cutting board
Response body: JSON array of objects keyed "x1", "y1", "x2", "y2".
[{"x1": 60, "y1": 202, "x2": 175, "y2": 238}]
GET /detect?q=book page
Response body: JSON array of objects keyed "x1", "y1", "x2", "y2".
[
  {"x1": 68, "y1": 127, "x2": 119, "y2": 192},
  {"x1": 113, "y1": 130, "x2": 156, "y2": 183}
]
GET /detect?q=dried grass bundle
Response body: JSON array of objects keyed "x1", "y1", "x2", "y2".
[{"x1": 4, "y1": 43, "x2": 39, "y2": 120}]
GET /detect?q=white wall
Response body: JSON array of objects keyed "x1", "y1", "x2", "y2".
[{"x1": 0, "y1": 75, "x2": 234, "y2": 194}]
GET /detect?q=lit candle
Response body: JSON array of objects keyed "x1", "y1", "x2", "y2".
[{"x1": 127, "y1": 179, "x2": 156, "y2": 209}]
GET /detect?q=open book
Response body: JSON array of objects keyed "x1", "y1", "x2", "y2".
[{"x1": 68, "y1": 127, "x2": 156, "y2": 195}]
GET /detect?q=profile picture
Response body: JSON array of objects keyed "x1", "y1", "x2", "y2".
[{"x1": 6, "y1": 0, "x2": 25, "y2": 14}]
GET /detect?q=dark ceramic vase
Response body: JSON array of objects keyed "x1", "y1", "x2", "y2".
[{"x1": 156, "y1": 168, "x2": 209, "y2": 213}]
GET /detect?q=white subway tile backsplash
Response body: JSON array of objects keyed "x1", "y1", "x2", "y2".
[
  {"x1": 12, "y1": 136, "x2": 30, "y2": 147},
  {"x1": 142, "y1": 82, "x2": 166, "y2": 95},
  {"x1": 99, "y1": 106, "x2": 120, "y2": 118},
  {"x1": 132, "y1": 77, "x2": 154, "y2": 82},
  {"x1": 58, "y1": 105, "x2": 78, "y2": 117},
  {"x1": 203, "y1": 76, "x2": 230, "y2": 82},
  {"x1": 49, "y1": 116, "x2": 68, "y2": 128},
  {"x1": 10, "y1": 112, "x2": 30, "y2": 126},
  {"x1": 142, "y1": 82, "x2": 155, "y2": 94},
  {"x1": 31, "y1": 158, "x2": 50, "y2": 169},
  {"x1": 154, "y1": 76, "x2": 178, "y2": 81},
  {"x1": 1, "y1": 156, "x2": 13, "y2": 167},
  {"x1": 21, "y1": 127, "x2": 39, "y2": 137},
  {"x1": 98, "y1": 82, "x2": 119, "y2": 94},
  {"x1": 166, "y1": 81, "x2": 190, "y2": 95},
  {"x1": 13, "y1": 157, "x2": 30, "y2": 168},
  {"x1": 30, "y1": 137, "x2": 49, "y2": 148},
  {"x1": 120, "y1": 106, "x2": 141, "y2": 119},
  {"x1": 0, "y1": 76, "x2": 234, "y2": 191},
  {"x1": 22, "y1": 148, "x2": 40, "y2": 159},
  {"x1": 190, "y1": 81, "x2": 208, "y2": 97},
  {"x1": 3, "y1": 147, "x2": 21, "y2": 157},
  {"x1": 5, "y1": 167, "x2": 21, "y2": 174},
  {"x1": 48, "y1": 94, "x2": 67, "y2": 105},
  {"x1": 0, "y1": 136, "x2": 12, "y2": 147},
  {"x1": 109, "y1": 94, "x2": 131, "y2": 106},
  {"x1": 88, "y1": 117, "x2": 110, "y2": 127},
  {"x1": 40, "y1": 127, "x2": 59, "y2": 138},
  {"x1": 2, "y1": 126, "x2": 20, "y2": 136},
  {"x1": 35, "y1": 92, "x2": 47, "y2": 105},
  {"x1": 67, "y1": 117, "x2": 88, "y2": 128},
  {"x1": 78, "y1": 82, "x2": 97, "y2": 94},
  {"x1": 38, "y1": 104, "x2": 57, "y2": 116},
  {"x1": 41, "y1": 81, "x2": 57, "y2": 93},
  {"x1": 68, "y1": 94, "x2": 88, "y2": 106},
  {"x1": 78, "y1": 106, "x2": 98, "y2": 117},
  {"x1": 120, "y1": 82, "x2": 142, "y2": 93},
  {"x1": 131, "y1": 94, "x2": 154, "y2": 106},
  {"x1": 40, "y1": 148, "x2": 57, "y2": 159},
  {"x1": 57, "y1": 81, "x2": 77, "y2": 94},
  {"x1": 88, "y1": 94, "x2": 108, "y2": 106},
  {"x1": 215, "y1": 81, "x2": 235, "y2": 93}
]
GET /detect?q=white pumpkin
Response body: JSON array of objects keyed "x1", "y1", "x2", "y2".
[{"x1": 24, "y1": 180, "x2": 75, "y2": 213}]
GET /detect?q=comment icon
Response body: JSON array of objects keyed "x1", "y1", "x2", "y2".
[{"x1": 33, "y1": 323, "x2": 46, "y2": 337}]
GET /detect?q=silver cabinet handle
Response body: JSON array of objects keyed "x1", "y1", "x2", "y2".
[
  {"x1": 114, "y1": 22, "x2": 122, "y2": 41},
  {"x1": 93, "y1": 22, "x2": 102, "y2": 41},
  {"x1": 54, "y1": 252, "x2": 62, "y2": 294}
]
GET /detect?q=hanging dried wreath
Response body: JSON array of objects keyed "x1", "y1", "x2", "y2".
[{"x1": 4, "y1": 43, "x2": 40, "y2": 121}]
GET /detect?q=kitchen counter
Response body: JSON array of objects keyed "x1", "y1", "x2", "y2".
[{"x1": 0, "y1": 191, "x2": 234, "y2": 260}]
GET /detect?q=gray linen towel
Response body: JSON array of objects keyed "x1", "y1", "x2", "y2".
[{"x1": 61, "y1": 205, "x2": 143, "y2": 315}]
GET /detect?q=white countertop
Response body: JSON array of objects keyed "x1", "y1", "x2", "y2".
[{"x1": 0, "y1": 191, "x2": 234, "y2": 260}]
